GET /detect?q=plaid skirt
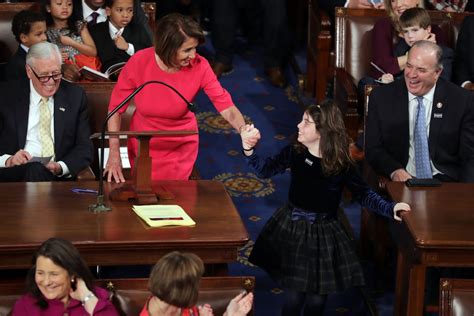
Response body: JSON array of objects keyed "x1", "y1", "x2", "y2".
[{"x1": 248, "y1": 203, "x2": 365, "y2": 294}]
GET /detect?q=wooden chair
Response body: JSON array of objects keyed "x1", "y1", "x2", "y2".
[
  {"x1": 333, "y1": 7, "x2": 473, "y2": 140},
  {"x1": 0, "y1": 276, "x2": 255, "y2": 316},
  {"x1": 440, "y1": 278, "x2": 474, "y2": 316},
  {"x1": 357, "y1": 83, "x2": 395, "y2": 291},
  {"x1": 305, "y1": 0, "x2": 332, "y2": 102}
]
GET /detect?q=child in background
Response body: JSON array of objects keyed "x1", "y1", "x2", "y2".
[
  {"x1": 381, "y1": 7, "x2": 453, "y2": 83},
  {"x1": 42, "y1": 0, "x2": 99, "y2": 70},
  {"x1": 89, "y1": 0, "x2": 152, "y2": 74},
  {"x1": 240, "y1": 101, "x2": 410, "y2": 315},
  {"x1": 5, "y1": 10, "x2": 47, "y2": 80}
]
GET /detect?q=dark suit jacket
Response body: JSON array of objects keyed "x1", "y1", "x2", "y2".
[
  {"x1": 365, "y1": 78, "x2": 474, "y2": 182},
  {"x1": 72, "y1": 0, "x2": 153, "y2": 43},
  {"x1": 453, "y1": 16, "x2": 474, "y2": 85},
  {"x1": 4, "y1": 46, "x2": 27, "y2": 81},
  {"x1": 89, "y1": 21, "x2": 152, "y2": 73},
  {"x1": 0, "y1": 80, "x2": 93, "y2": 177}
]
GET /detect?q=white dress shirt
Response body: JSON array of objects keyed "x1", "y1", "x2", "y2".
[
  {"x1": 108, "y1": 21, "x2": 135, "y2": 56},
  {"x1": 0, "y1": 82, "x2": 70, "y2": 176},
  {"x1": 20, "y1": 44, "x2": 29, "y2": 53},
  {"x1": 82, "y1": 0, "x2": 107, "y2": 24},
  {"x1": 405, "y1": 85, "x2": 441, "y2": 177}
]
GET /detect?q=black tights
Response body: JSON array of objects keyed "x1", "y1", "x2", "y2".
[{"x1": 281, "y1": 289, "x2": 327, "y2": 316}]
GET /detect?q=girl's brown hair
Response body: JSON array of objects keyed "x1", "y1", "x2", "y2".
[
  {"x1": 295, "y1": 100, "x2": 354, "y2": 175},
  {"x1": 154, "y1": 13, "x2": 205, "y2": 68},
  {"x1": 148, "y1": 251, "x2": 204, "y2": 308}
]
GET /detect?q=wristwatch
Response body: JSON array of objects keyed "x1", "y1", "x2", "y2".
[{"x1": 81, "y1": 292, "x2": 96, "y2": 306}]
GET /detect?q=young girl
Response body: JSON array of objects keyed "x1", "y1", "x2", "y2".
[
  {"x1": 240, "y1": 101, "x2": 410, "y2": 315},
  {"x1": 42, "y1": 0, "x2": 99, "y2": 70}
]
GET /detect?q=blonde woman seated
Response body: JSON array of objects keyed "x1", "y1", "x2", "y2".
[{"x1": 142, "y1": 251, "x2": 253, "y2": 316}]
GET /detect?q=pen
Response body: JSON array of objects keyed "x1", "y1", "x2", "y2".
[
  {"x1": 149, "y1": 217, "x2": 184, "y2": 221},
  {"x1": 71, "y1": 188, "x2": 98, "y2": 194},
  {"x1": 370, "y1": 62, "x2": 386, "y2": 75}
]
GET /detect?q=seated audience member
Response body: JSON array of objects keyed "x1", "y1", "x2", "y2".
[
  {"x1": 5, "y1": 10, "x2": 47, "y2": 81},
  {"x1": 73, "y1": 0, "x2": 151, "y2": 38},
  {"x1": 453, "y1": 15, "x2": 474, "y2": 89},
  {"x1": 356, "y1": 0, "x2": 447, "y2": 115},
  {"x1": 11, "y1": 237, "x2": 119, "y2": 316},
  {"x1": 365, "y1": 41, "x2": 474, "y2": 182},
  {"x1": 42, "y1": 0, "x2": 99, "y2": 71},
  {"x1": 380, "y1": 7, "x2": 453, "y2": 83},
  {"x1": 63, "y1": 0, "x2": 152, "y2": 81},
  {"x1": 90, "y1": 0, "x2": 152, "y2": 74},
  {"x1": 370, "y1": 0, "x2": 446, "y2": 80},
  {"x1": 0, "y1": 42, "x2": 93, "y2": 182},
  {"x1": 143, "y1": 251, "x2": 253, "y2": 316}
]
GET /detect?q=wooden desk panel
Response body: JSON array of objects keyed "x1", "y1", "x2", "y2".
[
  {"x1": 387, "y1": 182, "x2": 474, "y2": 316},
  {"x1": 0, "y1": 180, "x2": 248, "y2": 269}
]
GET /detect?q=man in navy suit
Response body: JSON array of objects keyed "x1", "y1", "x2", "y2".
[
  {"x1": 0, "y1": 42, "x2": 93, "y2": 182},
  {"x1": 366, "y1": 40, "x2": 474, "y2": 182}
]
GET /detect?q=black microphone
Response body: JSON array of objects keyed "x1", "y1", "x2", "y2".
[{"x1": 89, "y1": 80, "x2": 196, "y2": 213}]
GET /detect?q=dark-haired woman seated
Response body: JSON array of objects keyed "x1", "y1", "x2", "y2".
[
  {"x1": 12, "y1": 237, "x2": 118, "y2": 316},
  {"x1": 142, "y1": 251, "x2": 253, "y2": 316}
]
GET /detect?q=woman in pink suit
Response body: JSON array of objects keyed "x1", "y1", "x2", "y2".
[
  {"x1": 12, "y1": 238, "x2": 118, "y2": 316},
  {"x1": 105, "y1": 13, "x2": 247, "y2": 181}
]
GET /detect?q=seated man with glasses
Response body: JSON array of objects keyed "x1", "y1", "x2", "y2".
[{"x1": 0, "y1": 41, "x2": 93, "y2": 182}]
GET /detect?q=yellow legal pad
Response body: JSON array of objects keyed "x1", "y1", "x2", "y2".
[{"x1": 132, "y1": 205, "x2": 196, "y2": 227}]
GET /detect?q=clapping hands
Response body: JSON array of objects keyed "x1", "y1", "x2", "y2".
[
  {"x1": 224, "y1": 292, "x2": 254, "y2": 316},
  {"x1": 198, "y1": 303, "x2": 214, "y2": 316}
]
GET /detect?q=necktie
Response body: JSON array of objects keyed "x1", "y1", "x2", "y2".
[
  {"x1": 414, "y1": 96, "x2": 432, "y2": 179},
  {"x1": 89, "y1": 11, "x2": 99, "y2": 26},
  {"x1": 39, "y1": 97, "x2": 55, "y2": 159}
]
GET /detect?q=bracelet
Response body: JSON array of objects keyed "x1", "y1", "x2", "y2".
[
  {"x1": 81, "y1": 292, "x2": 96, "y2": 306},
  {"x1": 243, "y1": 147, "x2": 254, "y2": 152}
]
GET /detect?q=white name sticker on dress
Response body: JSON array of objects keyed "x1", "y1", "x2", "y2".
[{"x1": 305, "y1": 158, "x2": 313, "y2": 166}]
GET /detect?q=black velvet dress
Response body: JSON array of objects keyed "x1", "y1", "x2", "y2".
[{"x1": 246, "y1": 145, "x2": 395, "y2": 294}]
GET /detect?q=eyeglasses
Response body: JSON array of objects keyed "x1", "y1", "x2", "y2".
[{"x1": 29, "y1": 66, "x2": 62, "y2": 83}]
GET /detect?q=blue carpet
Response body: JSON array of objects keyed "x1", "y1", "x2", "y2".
[{"x1": 195, "y1": 40, "x2": 397, "y2": 315}]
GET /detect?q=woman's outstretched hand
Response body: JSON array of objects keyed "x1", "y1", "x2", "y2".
[{"x1": 240, "y1": 124, "x2": 261, "y2": 151}]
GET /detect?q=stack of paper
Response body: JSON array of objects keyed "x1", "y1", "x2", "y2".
[{"x1": 132, "y1": 204, "x2": 196, "y2": 227}]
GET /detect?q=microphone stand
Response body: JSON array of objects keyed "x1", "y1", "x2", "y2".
[{"x1": 88, "y1": 81, "x2": 196, "y2": 213}]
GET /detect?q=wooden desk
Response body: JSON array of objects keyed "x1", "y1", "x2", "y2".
[
  {"x1": 0, "y1": 180, "x2": 248, "y2": 269},
  {"x1": 387, "y1": 182, "x2": 474, "y2": 316}
]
